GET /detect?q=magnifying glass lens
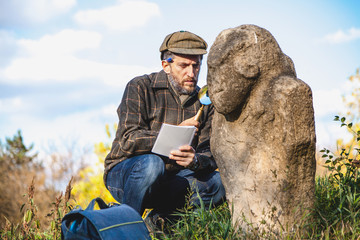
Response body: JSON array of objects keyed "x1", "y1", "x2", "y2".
[{"x1": 198, "y1": 85, "x2": 211, "y2": 105}]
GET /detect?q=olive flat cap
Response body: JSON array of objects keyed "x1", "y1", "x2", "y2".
[{"x1": 159, "y1": 31, "x2": 208, "y2": 57}]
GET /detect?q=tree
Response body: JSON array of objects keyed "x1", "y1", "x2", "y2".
[
  {"x1": 0, "y1": 130, "x2": 57, "y2": 229},
  {"x1": 318, "y1": 68, "x2": 360, "y2": 176},
  {"x1": 71, "y1": 124, "x2": 116, "y2": 207},
  {"x1": 342, "y1": 68, "x2": 360, "y2": 121},
  {"x1": 336, "y1": 68, "x2": 360, "y2": 154},
  {"x1": 0, "y1": 130, "x2": 38, "y2": 168}
]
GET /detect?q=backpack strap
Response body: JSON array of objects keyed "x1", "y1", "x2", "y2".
[{"x1": 85, "y1": 198, "x2": 109, "y2": 210}]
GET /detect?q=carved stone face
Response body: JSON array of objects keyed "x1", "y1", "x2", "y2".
[
  {"x1": 207, "y1": 25, "x2": 294, "y2": 115},
  {"x1": 207, "y1": 28, "x2": 260, "y2": 115}
]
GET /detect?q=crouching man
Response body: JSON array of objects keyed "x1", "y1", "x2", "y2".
[{"x1": 104, "y1": 31, "x2": 225, "y2": 220}]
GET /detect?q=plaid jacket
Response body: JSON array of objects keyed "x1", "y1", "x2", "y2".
[{"x1": 104, "y1": 70, "x2": 217, "y2": 182}]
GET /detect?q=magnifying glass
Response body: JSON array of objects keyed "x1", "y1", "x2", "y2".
[{"x1": 194, "y1": 85, "x2": 211, "y2": 121}]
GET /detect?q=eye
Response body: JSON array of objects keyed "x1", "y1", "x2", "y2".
[{"x1": 193, "y1": 63, "x2": 200, "y2": 69}]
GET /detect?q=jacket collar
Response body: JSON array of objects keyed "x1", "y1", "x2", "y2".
[{"x1": 151, "y1": 70, "x2": 169, "y2": 89}]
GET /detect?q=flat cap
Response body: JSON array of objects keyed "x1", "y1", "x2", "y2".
[{"x1": 159, "y1": 31, "x2": 207, "y2": 58}]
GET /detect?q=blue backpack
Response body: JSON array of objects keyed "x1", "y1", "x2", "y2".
[{"x1": 61, "y1": 198, "x2": 150, "y2": 240}]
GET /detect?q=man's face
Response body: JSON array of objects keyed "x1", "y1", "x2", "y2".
[{"x1": 163, "y1": 54, "x2": 202, "y2": 95}]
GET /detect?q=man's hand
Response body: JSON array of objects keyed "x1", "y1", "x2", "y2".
[
  {"x1": 179, "y1": 117, "x2": 200, "y2": 136},
  {"x1": 169, "y1": 145, "x2": 195, "y2": 168},
  {"x1": 179, "y1": 117, "x2": 200, "y2": 129}
]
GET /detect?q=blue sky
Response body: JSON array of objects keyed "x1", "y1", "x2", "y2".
[{"x1": 0, "y1": 0, "x2": 360, "y2": 158}]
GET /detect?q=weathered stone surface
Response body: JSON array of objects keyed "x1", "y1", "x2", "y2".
[{"x1": 207, "y1": 24, "x2": 316, "y2": 230}]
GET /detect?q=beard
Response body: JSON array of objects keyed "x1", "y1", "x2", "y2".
[{"x1": 168, "y1": 73, "x2": 196, "y2": 95}]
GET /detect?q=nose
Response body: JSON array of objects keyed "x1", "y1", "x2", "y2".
[{"x1": 187, "y1": 65, "x2": 196, "y2": 78}]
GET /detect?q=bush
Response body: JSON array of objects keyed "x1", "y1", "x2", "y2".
[{"x1": 0, "y1": 131, "x2": 59, "y2": 230}]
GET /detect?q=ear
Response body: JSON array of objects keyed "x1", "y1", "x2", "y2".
[{"x1": 162, "y1": 60, "x2": 171, "y2": 74}]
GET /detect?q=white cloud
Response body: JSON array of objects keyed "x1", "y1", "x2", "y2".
[
  {"x1": 37, "y1": 104, "x2": 117, "y2": 146},
  {"x1": 322, "y1": 27, "x2": 360, "y2": 44},
  {"x1": 0, "y1": 31, "x2": 17, "y2": 66},
  {"x1": 15, "y1": 104, "x2": 119, "y2": 188},
  {"x1": 0, "y1": 0, "x2": 76, "y2": 25},
  {"x1": 2, "y1": 103, "x2": 118, "y2": 152},
  {"x1": 312, "y1": 88, "x2": 343, "y2": 117},
  {"x1": 18, "y1": 29, "x2": 102, "y2": 56},
  {"x1": 312, "y1": 88, "x2": 349, "y2": 149},
  {"x1": 0, "y1": 97, "x2": 23, "y2": 113},
  {"x1": 74, "y1": 0, "x2": 161, "y2": 31},
  {"x1": 316, "y1": 120, "x2": 352, "y2": 150},
  {"x1": 0, "y1": 29, "x2": 156, "y2": 86}
]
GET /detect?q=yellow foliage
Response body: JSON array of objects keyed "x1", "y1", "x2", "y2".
[
  {"x1": 342, "y1": 68, "x2": 360, "y2": 122},
  {"x1": 336, "y1": 68, "x2": 360, "y2": 159},
  {"x1": 323, "y1": 69, "x2": 360, "y2": 176},
  {"x1": 336, "y1": 123, "x2": 360, "y2": 156},
  {"x1": 71, "y1": 124, "x2": 118, "y2": 208}
]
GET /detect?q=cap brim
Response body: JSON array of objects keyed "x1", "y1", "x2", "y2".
[{"x1": 168, "y1": 48, "x2": 207, "y2": 55}]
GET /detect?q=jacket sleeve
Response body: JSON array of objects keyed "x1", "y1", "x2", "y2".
[{"x1": 107, "y1": 79, "x2": 158, "y2": 159}]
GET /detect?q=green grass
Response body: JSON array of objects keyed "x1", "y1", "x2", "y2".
[
  {"x1": 160, "y1": 197, "x2": 236, "y2": 240},
  {"x1": 2, "y1": 167, "x2": 360, "y2": 240},
  {"x1": 2, "y1": 170, "x2": 360, "y2": 239},
  {"x1": 147, "y1": 173, "x2": 360, "y2": 240}
]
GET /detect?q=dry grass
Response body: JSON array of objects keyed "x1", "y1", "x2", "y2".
[{"x1": 0, "y1": 163, "x2": 59, "y2": 230}]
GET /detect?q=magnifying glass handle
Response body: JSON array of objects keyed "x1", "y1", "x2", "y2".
[{"x1": 194, "y1": 105, "x2": 204, "y2": 121}]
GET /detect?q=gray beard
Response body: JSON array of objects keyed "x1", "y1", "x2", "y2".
[{"x1": 168, "y1": 74, "x2": 195, "y2": 95}]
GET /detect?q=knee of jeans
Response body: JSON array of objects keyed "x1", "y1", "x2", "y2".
[
  {"x1": 211, "y1": 174, "x2": 226, "y2": 204},
  {"x1": 134, "y1": 154, "x2": 165, "y2": 182},
  {"x1": 213, "y1": 173, "x2": 225, "y2": 192},
  {"x1": 197, "y1": 172, "x2": 226, "y2": 202},
  {"x1": 108, "y1": 186, "x2": 124, "y2": 203}
]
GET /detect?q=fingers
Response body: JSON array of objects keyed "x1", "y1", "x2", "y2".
[
  {"x1": 169, "y1": 145, "x2": 195, "y2": 167},
  {"x1": 178, "y1": 118, "x2": 199, "y2": 136},
  {"x1": 178, "y1": 145, "x2": 195, "y2": 152},
  {"x1": 169, "y1": 150, "x2": 194, "y2": 160},
  {"x1": 179, "y1": 118, "x2": 200, "y2": 128}
]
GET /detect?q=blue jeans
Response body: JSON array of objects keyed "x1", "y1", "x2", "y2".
[{"x1": 106, "y1": 154, "x2": 225, "y2": 214}]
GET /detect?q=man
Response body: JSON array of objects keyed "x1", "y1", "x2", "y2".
[{"x1": 104, "y1": 31, "x2": 225, "y2": 218}]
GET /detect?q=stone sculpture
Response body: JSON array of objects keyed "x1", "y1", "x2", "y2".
[{"x1": 207, "y1": 24, "x2": 316, "y2": 231}]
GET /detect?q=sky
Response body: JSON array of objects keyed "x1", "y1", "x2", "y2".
[{"x1": 0, "y1": 0, "x2": 360, "y2": 162}]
